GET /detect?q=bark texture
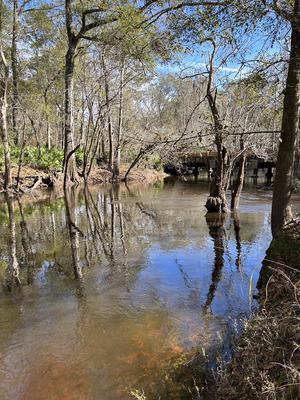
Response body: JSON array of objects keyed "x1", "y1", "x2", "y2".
[
  {"x1": 11, "y1": 0, "x2": 19, "y2": 144},
  {"x1": 271, "y1": 0, "x2": 300, "y2": 236},
  {"x1": 231, "y1": 137, "x2": 246, "y2": 210},
  {"x1": 204, "y1": 42, "x2": 231, "y2": 213},
  {"x1": 0, "y1": 35, "x2": 12, "y2": 190}
]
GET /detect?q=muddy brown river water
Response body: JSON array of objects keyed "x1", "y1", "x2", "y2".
[{"x1": 0, "y1": 177, "x2": 299, "y2": 399}]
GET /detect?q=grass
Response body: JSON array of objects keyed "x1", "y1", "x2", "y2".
[{"x1": 215, "y1": 219, "x2": 300, "y2": 400}]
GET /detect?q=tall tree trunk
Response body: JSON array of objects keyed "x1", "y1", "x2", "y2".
[
  {"x1": 101, "y1": 54, "x2": 114, "y2": 171},
  {"x1": 63, "y1": 29, "x2": 81, "y2": 185},
  {"x1": 271, "y1": 0, "x2": 300, "y2": 236},
  {"x1": 231, "y1": 136, "x2": 246, "y2": 210},
  {"x1": 113, "y1": 63, "x2": 124, "y2": 177},
  {"x1": 204, "y1": 41, "x2": 230, "y2": 213},
  {"x1": 0, "y1": 5, "x2": 12, "y2": 190},
  {"x1": 11, "y1": 0, "x2": 19, "y2": 145},
  {"x1": 44, "y1": 92, "x2": 51, "y2": 149},
  {"x1": 47, "y1": 117, "x2": 51, "y2": 149}
]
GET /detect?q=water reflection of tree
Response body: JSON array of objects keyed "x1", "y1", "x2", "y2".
[
  {"x1": 5, "y1": 195, "x2": 21, "y2": 290},
  {"x1": 83, "y1": 187, "x2": 112, "y2": 260},
  {"x1": 18, "y1": 199, "x2": 35, "y2": 284},
  {"x1": 204, "y1": 212, "x2": 226, "y2": 311},
  {"x1": 232, "y1": 212, "x2": 242, "y2": 271},
  {"x1": 204, "y1": 212, "x2": 244, "y2": 311},
  {"x1": 64, "y1": 186, "x2": 83, "y2": 279},
  {"x1": 84, "y1": 185, "x2": 130, "y2": 286}
]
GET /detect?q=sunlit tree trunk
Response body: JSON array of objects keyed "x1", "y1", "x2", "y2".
[
  {"x1": 113, "y1": 63, "x2": 124, "y2": 177},
  {"x1": 0, "y1": 3, "x2": 12, "y2": 190},
  {"x1": 271, "y1": 0, "x2": 300, "y2": 236},
  {"x1": 231, "y1": 136, "x2": 246, "y2": 210},
  {"x1": 64, "y1": 39, "x2": 81, "y2": 184},
  {"x1": 63, "y1": 0, "x2": 82, "y2": 185},
  {"x1": 12, "y1": 0, "x2": 19, "y2": 144},
  {"x1": 205, "y1": 42, "x2": 231, "y2": 213},
  {"x1": 101, "y1": 53, "x2": 114, "y2": 171}
]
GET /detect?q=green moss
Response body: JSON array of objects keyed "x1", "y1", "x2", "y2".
[{"x1": 257, "y1": 231, "x2": 300, "y2": 289}]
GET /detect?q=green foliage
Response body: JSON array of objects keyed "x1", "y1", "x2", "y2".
[
  {"x1": 75, "y1": 148, "x2": 84, "y2": 168},
  {"x1": 152, "y1": 157, "x2": 164, "y2": 172},
  {"x1": 0, "y1": 144, "x2": 64, "y2": 172},
  {"x1": 23, "y1": 146, "x2": 64, "y2": 171}
]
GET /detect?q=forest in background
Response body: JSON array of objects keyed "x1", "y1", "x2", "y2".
[
  {"x1": 0, "y1": 0, "x2": 299, "y2": 234},
  {"x1": 1, "y1": 2, "x2": 300, "y2": 398}
]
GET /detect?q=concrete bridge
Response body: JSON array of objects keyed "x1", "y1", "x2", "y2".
[{"x1": 165, "y1": 150, "x2": 300, "y2": 181}]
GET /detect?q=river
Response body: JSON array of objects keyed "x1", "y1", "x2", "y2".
[{"x1": 0, "y1": 177, "x2": 299, "y2": 400}]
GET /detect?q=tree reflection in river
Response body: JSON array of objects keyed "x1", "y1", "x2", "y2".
[
  {"x1": 204, "y1": 212, "x2": 226, "y2": 311},
  {"x1": 64, "y1": 186, "x2": 83, "y2": 279},
  {"x1": 18, "y1": 199, "x2": 35, "y2": 284},
  {"x1": 0, "y1": 180, "x2": 284, "y2": 400},
  {"x1": 5, "y1": 195, "x2": 21, "y2": 290},
  {"x1": 232, "y1": 211, "x2": 242, "y2": 271},
  {"x1": 204, "y1": 211, "x2": 244, "y2": 311}
]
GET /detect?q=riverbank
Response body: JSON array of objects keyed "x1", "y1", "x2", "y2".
[
  {"x1": 215, "y1": 219, "x2": 300, "y2": 400},
  {"x1": 0, "y1": 164, "x2": 167, "y2": 193}
]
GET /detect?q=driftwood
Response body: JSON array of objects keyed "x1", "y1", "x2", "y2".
[{"x1": 26, "y1": 176, "x2": 43, "y2": 191}]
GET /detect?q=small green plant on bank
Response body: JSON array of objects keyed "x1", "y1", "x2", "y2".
[
  {"x1": 0, "y1": 144, "x2": 84, "y2": 172},
  {"x1": 292, "y1": 179, "x2": 300, "y2": 192}
]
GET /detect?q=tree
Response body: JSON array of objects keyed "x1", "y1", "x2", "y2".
[
  {"x1": 204, "y1": 41, "x2": 233, "y2": 212},
  {"x1": 0, "y1": 0, "x2": 12, "y2": 190},
  {"x1": 62, "y1": 0, "x2": 159, "y2": 185},
  {"x1": 271, "y1": 0, "x2": 300, "y2": 236}
]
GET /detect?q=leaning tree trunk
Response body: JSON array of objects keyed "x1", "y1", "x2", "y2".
[{"x1": 271, "y1": 0, "x2": 300, "y2": 236}]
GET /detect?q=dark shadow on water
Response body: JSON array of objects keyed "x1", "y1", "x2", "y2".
[
  {"x1": 64, "y1": 186, "x2": 84, "y2": 279},
  {"x1": 203, "y1": 212, "x2": 226, "y2": 313},
  {"x1": 232, "y1": 211, "x2": 242, "y2": 271}
]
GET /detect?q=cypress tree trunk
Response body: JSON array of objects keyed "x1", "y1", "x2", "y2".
[
  {"x1": 64, "y1": 42, "x2": 81, "y2": 183},
  {"x1": 271, "y1": 0, "x2": 300, "y2": 236},
  {"x1": 64, "y1": 0, "x2": 81, "y2": 185}
]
